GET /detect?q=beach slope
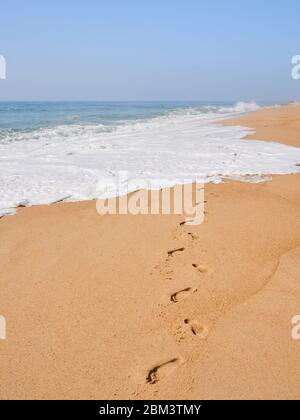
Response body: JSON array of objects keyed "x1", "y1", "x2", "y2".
[{"x1": 0, "y1": 105, "x2": 300, "y2": 400}]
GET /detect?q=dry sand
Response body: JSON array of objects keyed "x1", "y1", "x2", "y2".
[
  {"x1": 0, "y1": 105, "x2": 300, "y2": 400},
  {"x1": 223, "y1": 103, "x2": 300, "y2": 148}
]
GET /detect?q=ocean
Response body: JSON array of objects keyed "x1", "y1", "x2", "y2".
[{"x1": 0, "y1": 101, "x2": 300, "y2": 216}]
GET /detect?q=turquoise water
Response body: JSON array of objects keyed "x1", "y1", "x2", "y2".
[{"x1": 0, "y1": 101, "x2": 253, "y2": 131}]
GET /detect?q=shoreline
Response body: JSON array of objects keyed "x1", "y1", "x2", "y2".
[
  {"x1": 1, "y1": 104, "x2": 300, "y2": 219},
  {"x1": 223, "y1": 103, "x2": 300, "y2": 148},
  {"x1": 0, "y1": 105, "x2": 300, "y2": 400}
]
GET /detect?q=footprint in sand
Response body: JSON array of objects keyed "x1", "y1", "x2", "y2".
[
  {"x1": 184, "y1": 319, "x2": 209, "y2": 339},
  {"x1": 147, "y1": 357, "x2": 185, "y2": 385},
  {"x1": 188, "y1": 232, "x2": 199, "y2": 241},
  {"x1": 180, "y1": 218, "x2": 202, "y2": 226},
  {"x1": 171, "y1": 287, "x2": 197, "y2": 303},
  {"x1": 168, "y1": 247, "x2": 185, "y2": 257},
  {"x1": 192, "y1": 263, "x2": 210, "y2": 274}
]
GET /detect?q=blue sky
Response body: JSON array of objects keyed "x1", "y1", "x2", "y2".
[{"x1": 0, "y1": 0, "x2": 299, "y2": 101}]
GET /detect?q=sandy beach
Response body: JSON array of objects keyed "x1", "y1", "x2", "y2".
[{"x1": 0, "y1": 105, "x2": 300, "y2": 400}]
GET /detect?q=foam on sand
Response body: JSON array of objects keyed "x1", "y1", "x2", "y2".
[{"x1": 0, "y1": 103, "x2": 300, "y2": 216}]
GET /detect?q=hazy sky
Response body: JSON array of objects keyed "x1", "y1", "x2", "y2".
[{"x1": 0, "y1": 0, "x2": 300, "y2": 101}]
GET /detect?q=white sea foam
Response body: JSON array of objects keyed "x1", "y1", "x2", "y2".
[
  {"x1": 0, "y1": 103, "x2": 299, "y2": 216},
  {"x1": 219, "y1": 101, "x2": 261, "y2": 113}
]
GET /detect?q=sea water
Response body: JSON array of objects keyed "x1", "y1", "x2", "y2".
[{"x1": 0, "y1": 101, "x2": 299, "y2": 216}]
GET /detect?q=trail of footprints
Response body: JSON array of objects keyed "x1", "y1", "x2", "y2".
[{"x1": 146, "y1": 226, "x2": 210, "y2": 385}]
